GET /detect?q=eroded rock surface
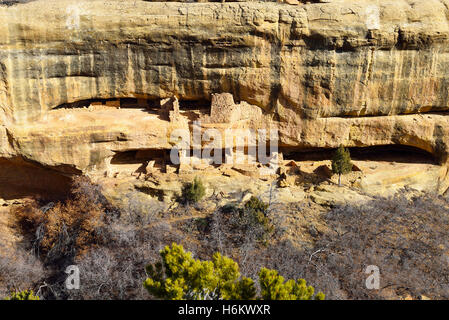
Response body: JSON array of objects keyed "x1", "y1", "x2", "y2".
[{"x1": 1, "y1": 0, "x2": 449, "y2": 198}]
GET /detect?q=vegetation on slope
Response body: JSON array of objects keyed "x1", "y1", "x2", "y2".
[
  {"x1": 144, "y1": 242, "x2": 324, "y2": 300},
  {"x1": 2, "y1": 177, "x2": 449, "y2": 300}
]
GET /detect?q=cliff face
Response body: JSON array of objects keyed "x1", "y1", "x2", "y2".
[{"x1": 1, "y1": 0, "x2": 449, "y2": 198}]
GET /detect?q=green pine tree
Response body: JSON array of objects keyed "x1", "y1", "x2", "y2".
[
  {"x1": 5, "y1": 290, "x2": 40, "y2": 300},
  {"x1": 259, "y1": 268, "x2": 325, "y2": 300},
  {"x1": 143, "y1": 243, "x2": 325, "y2": 300},
  {"x1": 181, "y1": 177, "x2": 206, "y2": 204},
  {"x1": 331, "y1": 145, "x2": 353, "y2": 186},
  {"x1": 143, "y1": 243, "x2": 256, "y2": 300}
]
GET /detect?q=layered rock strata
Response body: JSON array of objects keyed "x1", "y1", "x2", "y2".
[{"x1": 1, "y1": 0, "x2": 449, "y2": 197}]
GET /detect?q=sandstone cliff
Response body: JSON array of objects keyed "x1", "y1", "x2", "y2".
[{"x1": 1, "y1": 0, "x2": 449, "y2": 198}]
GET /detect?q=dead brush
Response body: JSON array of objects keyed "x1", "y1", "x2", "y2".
[{"x1": 12, "y1": 177, "x2": 106, "y2": 262}]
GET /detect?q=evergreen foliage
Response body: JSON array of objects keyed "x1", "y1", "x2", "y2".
[
  {"x1": 143, "y1": 243, "x2": 325, "y2": 300},
  {"x1": 143, "y1": 243, "x2": 255, "y2": 299},
  {"x1": 5, "y1": 290, "x2": 40, "y2": 300},
  {"x1": 259, "y1": 268, "x2": 325, "y2": 300},
  {"x1": 331, "y1": 145, "x2": 353, "y2": 186},
  {"x1": 241, "y1": 196, "x2": 274, "y2": 242},
  {"x1": 181, "y1": 177, "x2": 206, "y2": 203}
]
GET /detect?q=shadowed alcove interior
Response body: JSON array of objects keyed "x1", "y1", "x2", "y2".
[
  {"x1": 0, "y1": 157, "x2": 76, "y2": 200},
  {"x1": 279, "y1": 145, "x2": 436, "y2": 164}
]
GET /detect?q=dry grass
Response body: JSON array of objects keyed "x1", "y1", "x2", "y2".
[{"x1": 4, "y1": 177, "x2": 449, "y2": 300}]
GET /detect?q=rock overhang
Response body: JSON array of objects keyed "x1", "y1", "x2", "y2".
[{"x1": 1, "y1": 0, "x2": 449, "y2": 196}]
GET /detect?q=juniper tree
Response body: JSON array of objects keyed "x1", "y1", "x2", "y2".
[
  {"x1": 259, "y1": 268, "x2": 325, "y2": 300},
  {"x1": 181, "y1": 177, "x2": 206, "y2": 204},
  {"x1": 143, "y1": 243, "x2": 256, "y2": 300},
  {"x1": 5, "y1": 290, "x2": 40, "y2": 300},
  {"x1": 143, "y1": 243, "x2": 325, "y2": 300},
  {"x1": 331, "y1": 145, "x2": 352, "y2": 186}
]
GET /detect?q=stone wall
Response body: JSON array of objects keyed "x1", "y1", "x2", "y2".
[{"x1": 2, "y1": 0, "x2": 449, "y2": 195}]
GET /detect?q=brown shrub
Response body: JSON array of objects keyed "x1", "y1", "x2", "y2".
[{"x1": 12, "y1": 177, "x2": 106, "y2": 261}]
